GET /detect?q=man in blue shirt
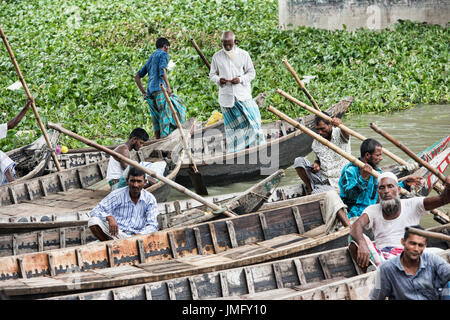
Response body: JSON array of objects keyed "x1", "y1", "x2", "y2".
[
  {"x1": 370, "y1": 225, "x2": 450, "y2": 300},
  {"x1": 134, "y1": 37, "x2": 186, "y2": 139},
  {"x1": 339, "y1": 138, "x2": 421, "y2": 218},
  {"x1": 88, "y1": 166, "x2": 159, "y2": 241}
]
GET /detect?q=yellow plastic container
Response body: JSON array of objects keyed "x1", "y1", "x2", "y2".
[{"x1": 206, "y1": 111, "x2": 223, "y2": 127}]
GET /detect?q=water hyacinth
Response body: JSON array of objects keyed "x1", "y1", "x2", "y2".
[{"x1": 0, "y1": 0, "x2": 448, "y2": 150}]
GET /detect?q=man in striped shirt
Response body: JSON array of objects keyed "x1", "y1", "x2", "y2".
[{"x1": 88, "y1": 166, "x2": 159, "y2": 241}]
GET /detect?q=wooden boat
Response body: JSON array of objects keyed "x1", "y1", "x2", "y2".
[
  {"x1": 175, "y1": 97, "x2": 353, "y2": 187},
  {"x1": 0, "y1": 169, "x2": 286, "y2": 254},
  {"x1": 0, "y1": 135, "x2": 185, "y2": 223},
  {"x1": 0, "y1": 192, "x2": 351, "y2": 298},
  {"x1": 3, "y1": 129, "x2": 60, "y2": 183},
  {"x1": 43, "y1": 227, "x2": 450, "y2": 300}
]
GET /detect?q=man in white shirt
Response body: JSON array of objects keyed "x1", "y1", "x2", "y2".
[
  {"x1": 0, "y1": 98, "x2": 33, "y2": 185},
  {"x1": 349, "y1": 171, "x2": 450, "y2": 271},
  {"x1": 294, "y1": 112, "x2": 350, "y2": 195},
  {"x1": 106, "y1": 128, "x2": 150, "y2": 190},
  {"x1": 209, "y1": 30, "x2": 265, "y2": 153}
]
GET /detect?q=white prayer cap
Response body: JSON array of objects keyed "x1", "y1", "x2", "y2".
[{"x1": 377, "y1": 172, "x2": 398, "y2": 185}]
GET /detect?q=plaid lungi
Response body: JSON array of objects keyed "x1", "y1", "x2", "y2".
[
  {"x1": 222, "y1": 99, "x2": 266, "y2": 153},
  {"x1": 146, "y1": 91, "x2": 186, "y2": 138}
]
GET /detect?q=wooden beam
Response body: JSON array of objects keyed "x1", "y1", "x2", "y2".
[{"x1": 226, "y1": 220, "x2": 238, "y2": 248}]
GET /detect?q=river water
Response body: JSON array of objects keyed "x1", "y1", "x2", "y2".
[{"x1": 168, "y1": 104, "x2": 450, "y2": 228}]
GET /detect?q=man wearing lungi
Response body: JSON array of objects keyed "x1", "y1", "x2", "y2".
[
  {"x1": 135, "y1": 37, "x2": 186, "y2": 139},
  {"x1": 209, "y1": 31, "x2": 265, "y2": 153},
  {"x1": 0, "y1": 97, "x2": 33, "y2": 185}
]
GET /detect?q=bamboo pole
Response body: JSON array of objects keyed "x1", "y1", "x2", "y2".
[
  {"x1": 0, "y1": 25, "x2": 62, "y2": 172},
  {"x1": 190, "y1": 38, "x2": 211, "y2": 70},
  {"x1": 266, "y1": 105, "x2": 450, "y2": 224},
  {"x1": 370, "y1": 123, "x2": 447, "y2": 183},
  {"x1": 47, "y1": 122, "x2": 236, "y2": 217},
  {"x1": 276, "y1": 88, "x2": 408, "y2": 166},
  {"x1": 405, "y1": 226, "x2": 450, "y2": 242},
  {"x1": 282, "y1": 58, "x2": 320, "y2": 111}
]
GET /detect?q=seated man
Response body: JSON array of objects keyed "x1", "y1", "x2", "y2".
[
  {"x1": 0, "y1": 98, "x2": 33, "y2": 185},
  {"x1": 370, "y1": 225, "x2": 450, "y2": 300},
  {"x1": 339, "y1": 138, "x2": 422, "y2": 219},
  {"x1": 106, "y1": 128, "x2": 149, "y2": 191},
  {"x1": 294, "y1": 113, "x2": 350, "y2": 195},
  {"x1": 88, "y1": 166, "x2": 159, "y2": 241},
  {"x1": 349, "y1": 172, "x2": 450, "y2": 271}
]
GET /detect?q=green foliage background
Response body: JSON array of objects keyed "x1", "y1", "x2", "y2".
[{"x1": 1, "y1": 0, "x2": 448, "y2": 150}]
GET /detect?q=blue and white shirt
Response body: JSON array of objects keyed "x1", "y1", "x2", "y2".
[
  {"x1": 90, "y1": 186, "x2": 159, "y2": 235},
  {"x1": 138, "y1": 49, "x2": 169, "y2": 96}
]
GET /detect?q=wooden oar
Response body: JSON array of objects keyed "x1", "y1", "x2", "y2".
[
  {"x1": 266, "y1": 105, "x2": 450, "y2": 224},
  {"x1": 282, "y1": 58, "x2": 320, "y2": 111},
  {"x1": 0, "y1": 25, "x2": 62, "y2": 172},
  {"x1": 370, "y1": 123, "x2": 447, "y2": 183},
  {"x1": 276, "y1": 88, "x2": 408, "y2": 166},
  {"x1": 405, "y1": 226, "x2": 450, "y2": 242},
  {"x1": 46, "y1": 122, "x2": 236, "y2": 217},
  {"x1": 159, "y1": 84, "x2": 208, "y2": 195},
  {"x1": 190, "y1": 38, "x2": 210, "y2": 70}
]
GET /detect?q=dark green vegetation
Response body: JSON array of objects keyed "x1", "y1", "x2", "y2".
[{"x1": 1, "y1": 0, "x2": 448, "y2": 150}]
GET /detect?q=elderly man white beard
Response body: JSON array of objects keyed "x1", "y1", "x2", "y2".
[{"x1": 380, "y1": 194, "x2": 401, "y2": 216}]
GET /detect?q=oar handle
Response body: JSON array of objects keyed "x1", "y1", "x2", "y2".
[
  {"x1": 190, "y1": 38, "x2": 211, "y2": 70},
  {"x1": 370, "y1": 123, "x2": 446, "y2": 183},
  {"x1": 159, "y1": 84, "x2": 198, "y2": 172},
  {"x1": 0, "y1": 25, "x2": 62, "y2": 172},
  {"x1": 276, "y1": 89, "x2": 408, "y2": 166},
  {"x1": 266, "y1": 105, "x2": 450, "y2": 224},
  {"x1": 46, "y1": 122, "x2": 235, "y2": 217},
  {"x1": 405, "y1": 226, "x2": 450, "y2": 242},
  {"x1": 282, "y1": 58, "x2": 320, "y2": 111}
]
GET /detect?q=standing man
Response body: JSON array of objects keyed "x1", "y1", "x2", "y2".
[
  {"x1": 349, "y1": 172, "x2": 450, "y2": 270},
  {"x1": 88, "y1": 166, "x2": 159, "y2": 241},
  {"x1": 294, "y1": 112, "x2": 350, "y2": 195},
  {"x1": 106, "y1": 128, "x2": 149, "y2": 191},
  {"x1": 370, "y1": 225, "x2": 450, "y2": 300},
  {"x1": 209, "y1": 31, "x2": 265, "y2": 153},
  {"x1": 0, "y1": 97, "x2": 33, "y2": 185},
  {"x1": 339, "y1": 138, "x2": 422, "y2": 219},
  {"x1": 135, "y1": 37, "x2": 186, "y2": 139}
]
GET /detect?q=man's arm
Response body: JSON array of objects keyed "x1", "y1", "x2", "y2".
[
  {"x1": 162, "y1": 69, "x2": 171, "y2": 96},
  {"x1": 134, "y1": 73, "x2": 147, "y2": 99},
  {"x1": 209, "y1": 54, "x2": 221, "y2": 86},
  {"x1": 4, "y1": 168, "x2": 15, "y2": 183},
  {"x1": 350, "y1": 213, "x2": 372, "y2": 268},
  {"x1": 340, "y1": 165, "x2": 371, "y2": 200},
  {"x1": 423, "y1": 176, "x2": 450, "y2": 211},
  {"x1": 113, "y1": 145, "x2": 130, "y2": 170},
  {"x1": 331, "y1": 118, "x2": 350, "y2": 141},
  {"x1": 138, "y1": 200, "x2": 159, "y2": 234},
  {"x1": 90, "y1": 193, "x2": 120, "y2": 236},
  {"x1": 7, "y1": 98, "x2": 33, "y2": 130},
  {"x1": 237, "y1": 52, "x2": 256, "y2": 85},
  {"x1": 369, "y1": 266, "x2": 391, "y2": 300}
]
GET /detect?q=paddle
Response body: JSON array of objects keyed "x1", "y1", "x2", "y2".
[
  {"x1": 370, "y1": 123, "x2": 447, "y2": 184},
  {"x1": 159, "y1": 84, "x2": 208, "y2": 195},
  {"x1": 46, "y1": 122, "x2": 236, "y2": 217},
  {"x1": 190, "y1": 38, "x2": 211, "y2": 70},
  {"x1": 405, "y1": 226, "x2": 450, "y2": 242},
  {"x1": 266, "y1": 105, "x2": 450, "y2": 224},
  {"x1": 276, "y1": 88, "x2": 408, "y2": 166},
  {"x1": 0, "y1": 25, "x2": 62, "y2": 172},
  {"x1": 282, "y1": 58, "x2": 320, "y2": 111}
]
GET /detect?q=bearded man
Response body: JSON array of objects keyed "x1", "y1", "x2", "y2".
[{"x1": 349, "y1": 172, "x2": 450, "y2": 271}]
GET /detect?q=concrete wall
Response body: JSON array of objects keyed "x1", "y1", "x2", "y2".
[{"x1": 279, "y1": 0, "x2": 450, "y2": 30}]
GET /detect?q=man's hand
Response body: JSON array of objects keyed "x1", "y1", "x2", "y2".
[
  {"x1": 330, "y1": 117, "x2": 342, "y2": 127},
  {"x1": 360, "y1": 164, "x2": 372, "y2": 180},
  {"x1": 106, "y1": 216, "x2": 118, "y2": 237},
  {"x1": 141, "y1": 91, "x2": 147, "y2": 99},
  {"x1": 311, "y1": 162, "x2": 320, "y2": 174},
  {"x1": 356, "y1": 241, "x2": 371, "y2": 269},
  {"x1": 26, "y1": 97, "x2": 34, "y2": 108},
  {"x1": 230, "y1": 77, "x2": 240, "y2": 84},
  {"x1": 167, "y1": 87, "x2": 172, "y2": 96},
  {"x1": 219, "y1": 78, "x2": 228, "y2": 86},
  {"x1": 404, "y1": 176, "x2": 424, "y2": 188}
]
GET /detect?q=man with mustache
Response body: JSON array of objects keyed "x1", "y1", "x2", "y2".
[
  {"x1": 370, "y1": 225, "x2": 450, "y2": 300},
  {"x1": 339, "y1": 138, "x2": 422, "y2": 219},
  {"x1": 349, "y1": 172, "x2": 450, "y2": 271},
  {"x1": 88, "y1": 166, "x2": 159, "y2": 241},
  {"x1": 209, "y1": 30, "x2": 265, "y2": 152},
  {"x1": 106, "y1": 127, "x2": 149, "y2": 191}
]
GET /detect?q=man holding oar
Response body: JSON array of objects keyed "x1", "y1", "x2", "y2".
[
  {"x1": 0, "y1": 97, "x2": 33, "y2": 185},
  {"x1": 134, "y1": 37, "x2": 186, "y2": 139},
  {"x1": 370, "y1": 225, "x2": 450, "y2": 300},
  {"x1": 339, "y1": 138, "x2": 422, "y2": 219},
  {"x1": 350, "y1": 173, "x2": 450, "y2": 270},
  {"x1": 209, "y1": 31, "x2": 265, "y2": 152},
  {"x1": 89, "y1": 166, "x2": 159, "y2": 241}
]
